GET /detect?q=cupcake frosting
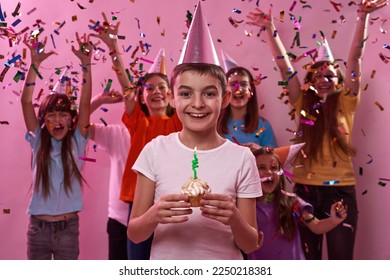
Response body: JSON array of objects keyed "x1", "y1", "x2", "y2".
[{"x1": 181, "y1": 177, "x2": 211, "y2": 196}]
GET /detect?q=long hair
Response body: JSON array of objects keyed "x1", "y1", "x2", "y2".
[
  {"x1": 137, "y1": 72, "x2": 175, "y2": 117},
  {"x1": 253, "y1": 148, "x2": 297, "y2": 241},
  {"x1": 218, "y1": 67, "x2": 260, "y2": 135},
  {"x1": 170, "y1": 63, "x2": 227, "y2": 96},
  {"x1": 36, "y1": 93, "x2": 85, "y2": 199},
  {"x1": 296, "y1": 61, "x2": 356, "y2": 163}
]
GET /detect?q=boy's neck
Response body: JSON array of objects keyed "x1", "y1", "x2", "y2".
[{"x1": 178, "y1": 129, "x2": 225, "y2": 150}]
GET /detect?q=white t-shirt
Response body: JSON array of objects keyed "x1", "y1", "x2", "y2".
[
  {"x1": 133, "y1": 132, "x2": 262, "y2": 259},
  {"x1": 93, "y1": 123, "x2": 130, "y2": 226}
]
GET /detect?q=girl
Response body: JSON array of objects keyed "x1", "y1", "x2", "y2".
[
  {"x1": 90, "y1": 13, "x2": 182, "y2": 260},
  {"x1": 218, "y1": 66, "x2": 278, "y2": 151},
  {"x1": 21, "y1": 33, "x2": 92, "y2": 260},
  {"x1": 247, "y1": 0, "x2": 388, "y2": 259},
  {"x1": 248, "y1": 148, "x2": 347, "y2": 260}
]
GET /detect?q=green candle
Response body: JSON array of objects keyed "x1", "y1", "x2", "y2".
[{"x1": 192, "y1": 147, "x2": 199, "y2": 179}]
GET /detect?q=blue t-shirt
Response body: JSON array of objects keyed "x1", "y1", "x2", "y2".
[
  {"x1": 224, "y1": 118, "x2": 278, "y2": 148},
  {"x1": 25, "y1": 126, "x2": 88, "y2": 215}
]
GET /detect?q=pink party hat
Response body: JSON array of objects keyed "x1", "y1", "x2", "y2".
[
  {"x1": 221, "y1": 50, "x2": 239, "y2": 72},
  {"x1": 178, "y1": 1, "x2": 220, "y2": 65},
  {"x1": 314, "y1": 33, "x2": 334, "y2": 63},
  {"x1": 148, "y1": 47, "x2": 167, "y2": 75},
  {"x1": 51, "y1": 67, "x2": 71, "y2": 96}
]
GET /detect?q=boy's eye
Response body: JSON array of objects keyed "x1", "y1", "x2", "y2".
[
  {"x1": 178, "y1": 91, "x2": 191, "y2": 97},
  {"x1": 203, "y1": 91, "x2": 216, "y2": 97}
]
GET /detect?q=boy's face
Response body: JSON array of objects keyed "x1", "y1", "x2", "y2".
[
  {"x1": 169, "y1": 70, "x2": 230, "y2": 134},
  {"x1": 141, "y1": 75, "x2": 169, "y2": 115},
  {"x1": 44, "y1": 110, "x2": 72, "y2": 141},
  {"x1": 256, "y1": 154, "x2": 281, "y2": 194}
]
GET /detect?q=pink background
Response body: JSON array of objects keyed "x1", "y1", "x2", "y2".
[{"x1": 0, "y1": 0, "x2": 389, "y2": 259}]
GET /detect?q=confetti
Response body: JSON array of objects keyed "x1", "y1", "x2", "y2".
[
  {"x1": 100, "y1": 117, "x2": 107, "y2": 126},
  {"x1": 289, "y1": 1, "x2": 297, "y2": 12},
  {"x1": 362, "y1": 190, "x2": 367, "y2": 195},
  {"x1": 374, "y1": 101, "x2": 384, "y2": 111},
  {"x1": 323, "y1": 180, "x2": 340, "y2": 185},
  {"x1": 3, "y1": 209, "x2": 10, "y2": 214},
  {"x1": 79, "y1": 156, "x2": 96, "y2": 162},
  {"x1": 232, "y1": 136, "x2": 240, "y2": 145},
  {"x1": 100, "y1": 107, "x2": 108, "y2": 112},
  {"x1": 366, "y1": 154, "x2": 373, "y2": 164},
  {"x1": 255, "y1": 127, "x2": 265, "y2": 137},
  {"x1": 0, "y1": 121, "x2": 10, "y2": 125},
  {"x1": 378, "y1": 181, "x2": 387, "y2": 187}
]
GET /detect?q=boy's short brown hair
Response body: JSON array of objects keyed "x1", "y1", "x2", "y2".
[{"x1": 170, "y1": 63, "x2": 227, "y2": 95}]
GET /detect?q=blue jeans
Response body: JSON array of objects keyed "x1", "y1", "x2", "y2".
[
  {"x1": 127, "y1": 202, "x2": 153, "y2": 260},
  {"x1": 27, "y1": 215, "x2": 79, "y2": 260},
  {"x1": 107, "y1": 218, "x2": 128, "y2": 260},
  {"x1": 294, "y1": 184, "x2": 358, "y2": 260}
]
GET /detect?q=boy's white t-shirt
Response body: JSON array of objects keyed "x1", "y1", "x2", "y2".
[{"x1": 133, "y1": 132, "x2": 262, "y2": 260}]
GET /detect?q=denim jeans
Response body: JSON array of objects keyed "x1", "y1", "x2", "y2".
[
  {"x1": 107, "y1": 218, "x2": 128, "y2": 260},
  {"x1": 294, "y1": 184, "x2": 358, "y2": 260},
  {"x1": 127, "y1": 202, "x2": 153, "y2": 260},
  {"x1": 27, "y1": 215, "x2": 79, "y2": 260}
]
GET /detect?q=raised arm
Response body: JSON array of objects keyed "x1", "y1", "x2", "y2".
[
  {"x1": 302, "y1": 201, "x2": 347, "y2": 235},
  {"x1": 345, "y1": 0, "x2": 388, "y2": 96},
  {"x1": 89, "y1": 12, "x2": 137, "y2": 115},
  {"x1": 71, "y1": 33, "x2": 93, "y2": 138},
  {"x1": 21, "y1": 35, "x2": 56, "y2": 132},
  {"x1": 247, "y1": 7, "x2": 301, "y2": 103}
]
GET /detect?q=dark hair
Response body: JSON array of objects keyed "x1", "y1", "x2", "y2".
[
  {"x1": 36, "y1": 93, "x2": 85, "y2": 199},
  {"x1": 252, "y1": 147, "x2": 297, "y2": 241},
  {"x1": 137, "y1": 72, "x2": 174, "y2": 117},
  {"x1": 218, "y1": 67, "x2": 260, "y2": 135},
  {"x1": 170, "y1": 63, "x2": 227, "y2": 96},
  {"x1": 297, "y1": 61, "x2": 356, "y2": 163}
]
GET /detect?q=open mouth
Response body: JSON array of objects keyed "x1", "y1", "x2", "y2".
[{"x1": 187, "y1": 113, "x2": 209, "y2": 119}]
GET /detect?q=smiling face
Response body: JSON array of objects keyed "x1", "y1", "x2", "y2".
[
  {"x1": 141, "y1": 75, "x2": 170, "y2": 116},
  {"x1": 310, "y1": 63, "x2": 339, "y2": 99},
  {"x1": 170, "y1": 70, "x2": 229, "y2": 135},
  {"x1": 227, "y1": 72, "x2": 253, "y2": 110},
  {"x1": 256, "y1": 153, "x2": 281, "y2": 194}
]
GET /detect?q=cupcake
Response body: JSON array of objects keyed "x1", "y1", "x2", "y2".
[
  {"x1": 181, "y1": 147, "x2": 211, "y2": 207},
  {"x1": 181, "y1": 176, "x2": 211, "y2": 207}
]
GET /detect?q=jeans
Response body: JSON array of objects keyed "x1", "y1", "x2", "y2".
[
  {"x1": 107, "y1": 218, "x2": 128, "y2": 260},
  {"x1": 127, "y1": 202, "x2": 153, "y2": 260},
  {"x1": 27, "y1": 215, "x2": 79, "y2": 260},
  {"x1": 294, "y1": 184, "x2": 358, "y2": 260}
]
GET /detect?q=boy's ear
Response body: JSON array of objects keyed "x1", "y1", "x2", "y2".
[
  {"x1": 221, "y1": 89, "x2": 232, "y2": 109},
  {"x1": 167, "y1": 90, "x2": 175, "y2": 108}
]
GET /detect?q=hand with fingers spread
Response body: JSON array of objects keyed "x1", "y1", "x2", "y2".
[
  {"x1": 89, "y1": 12, "x2": 120, "y2": 52},
  {"x1": 359, "y1": 0, "x2": 388, "y2": 14},
  {"x1": 23, "y1": 34, "x2": 57, "y2": 66},
  {"x1": 71, "y1": 32, "x2": 93, "y2": 65},
  {"x1": 246, "y1": 7, "x2": 273, "y2": 28}
]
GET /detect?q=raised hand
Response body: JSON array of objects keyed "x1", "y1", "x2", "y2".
[
  {"x1": 359, "y1": 0, "x2": 388, "y2": 14},
  {"x1": 71, "y1": 32, "x2": 93, "y2": 65},
  {"x1": 246, "y1": 7, "x2": 273, "y2": 28},
  {"x1": 23, "y1": 34, "x2": 56, "y2": 65},
  {"x1": 89, "y1": 12, "x2": 120, "y2": 49}
]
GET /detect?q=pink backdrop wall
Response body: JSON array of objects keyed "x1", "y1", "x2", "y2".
[{"x1": 0, "y1": 0, "x2": 389, "y2": 259}]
